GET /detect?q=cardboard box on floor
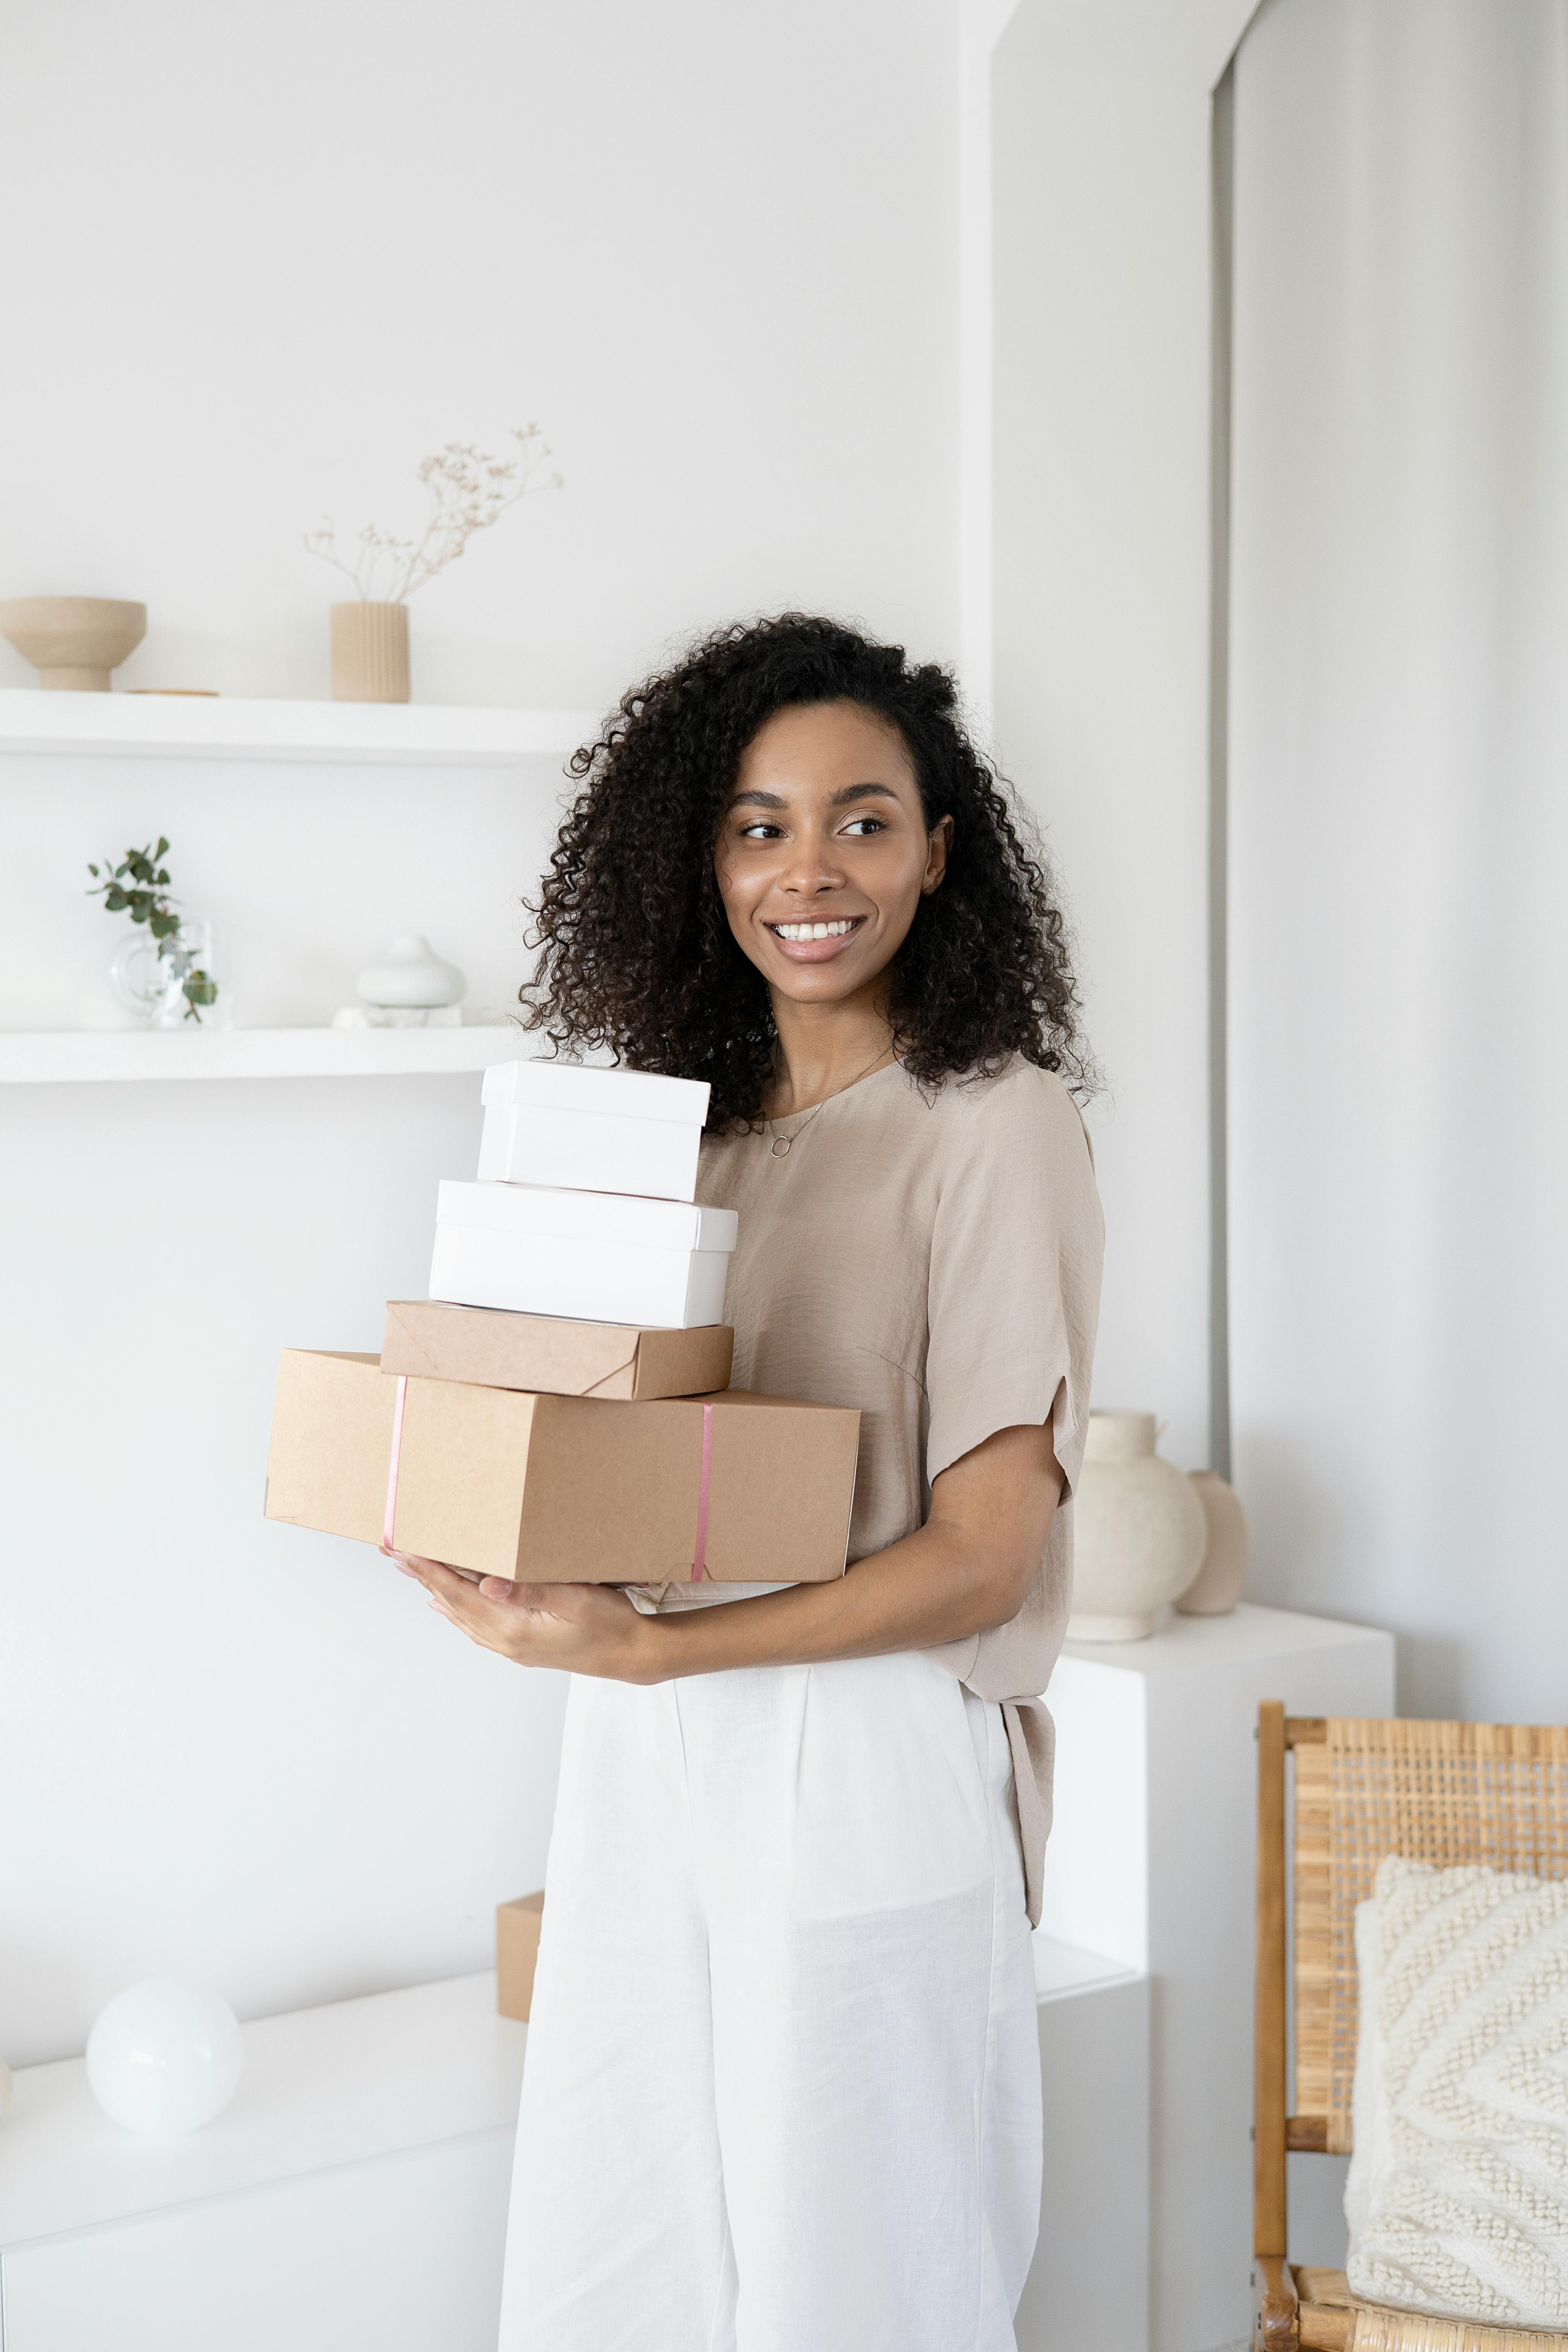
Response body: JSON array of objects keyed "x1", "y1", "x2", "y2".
[
  {"x1": 497, "y1": 1893, "x2": 544, "y2": 2021},
  {"x1": 381, "y1": 1300, "x2": 733, "y2": 1401},
  {"x1": 263, "y1": 1350, "x2": 859, "y2": 1584}
]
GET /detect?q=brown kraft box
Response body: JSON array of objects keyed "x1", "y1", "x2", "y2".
[
  {"x1": 497, "y1": 1893, "x2": 544, "y2": 2021},
  {"x1": 263, "y1": 1350, "x2": 859, "y2": 1585},
  {"x1": 381, "y1": 1300, "x2": 733, "y2": 1401}
]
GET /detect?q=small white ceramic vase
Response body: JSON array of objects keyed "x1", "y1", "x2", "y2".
[
  {"x1": 1176, "y1": 1470, "x2": 1248, "y2": 1615},
  {"x1": 331, "y1": 601, "x2": 409, "y2": 703},
  {"x1": 356, "y1": 934, "x2": 466, "y2": 1013},
  {"x1": 0, "y1": 595, "x2": 147, "y2": 690},
  {"x1": 1067, "y1": 1409, "x2": 1208, "y2": 1641}
]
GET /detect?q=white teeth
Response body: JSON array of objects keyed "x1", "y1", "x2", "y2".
[{"x1": 774, "y1": 918, "x2": 856, "y2": 942}]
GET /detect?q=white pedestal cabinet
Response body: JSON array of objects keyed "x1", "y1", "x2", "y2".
[{"x1": 1035, "y1": 1602, "x2": 1395, "y2": 2352}]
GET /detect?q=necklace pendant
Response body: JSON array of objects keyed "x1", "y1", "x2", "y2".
[{"x1": 770, "y1": 1134, "x2": 792, "y2": 1157}]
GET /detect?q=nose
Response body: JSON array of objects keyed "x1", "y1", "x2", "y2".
[{"x1": 777, "y1": 820, "x2": 846, "y2": 899}]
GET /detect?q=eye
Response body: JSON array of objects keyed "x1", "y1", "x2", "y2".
[
  {"x1": 842, "y1": 816, "x2": 887, "y2": 837},
  {"x1": 738, "y1": 821, "x2": 784, "y2": 840}
]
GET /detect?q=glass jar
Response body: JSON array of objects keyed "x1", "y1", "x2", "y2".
[{"x1": 109, "y1": 920, "x2": 233, "y2": 1029}]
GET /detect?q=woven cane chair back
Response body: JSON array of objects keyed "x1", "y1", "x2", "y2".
[{"x1": 1292, "y1": 1719, "x2": 1568, "y2": 2156}]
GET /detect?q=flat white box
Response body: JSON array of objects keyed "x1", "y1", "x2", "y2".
[
  {"x1": 431, "y1": 1182, "x2": 738, "y2": 1330},
  {"x1": 477, "y1": 1062, "x2": 709, "y2": 1202}
]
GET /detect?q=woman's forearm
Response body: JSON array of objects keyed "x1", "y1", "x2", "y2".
[
  {"x1": 401, "y1": 1423, "x2": 1063, "y2": 1686},
  {"x1": 634, "y1": 1420, "x2": 1063, "y2": 1681},
  {"x1": 635, "y1": 1522, "x2": 1012, "y2": 1679}
]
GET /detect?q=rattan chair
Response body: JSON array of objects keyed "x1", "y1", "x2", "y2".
[{"x1": 1253, "y1": 1704, "x2": 1568, "y2": 2352}]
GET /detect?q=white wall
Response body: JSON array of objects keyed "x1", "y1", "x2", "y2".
[
  {"x1": 989, "y1": 0, "x2": 1254, "y2": 1474},
  {"x1": 1, "y1": 0, "x2": 961, "y2": 2066},
  {"x1": 1226, "y1": 0, "x2": 1568, "y2": 1725},
  {"x1": 1, "y1": 0, "x2": 958, "y2": 713}
]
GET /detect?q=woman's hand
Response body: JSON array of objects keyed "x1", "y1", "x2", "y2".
[{"x1": 389, "y1": 1554, "x2": 659, "y2": 1683}]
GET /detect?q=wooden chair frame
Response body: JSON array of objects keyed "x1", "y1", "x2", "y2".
[{"x1": 1253, "y1": 1702, "x2": 1568, "y2": 2352}]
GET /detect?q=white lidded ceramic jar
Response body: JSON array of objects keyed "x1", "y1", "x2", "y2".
[
  {"x1": 356, "y1": 934, "x2": 466, "y2": 1012},
  {"x1": 1067, "y1": 1409, "x2": 1208, "y2": 1641}
]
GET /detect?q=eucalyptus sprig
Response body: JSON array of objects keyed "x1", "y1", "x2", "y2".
[
  {"x1": 87, "y1": 838, "x2": 219, "y2": 1020},
  {"x1": 86, "y1": 838, "x2": 178, "y2": 936}
]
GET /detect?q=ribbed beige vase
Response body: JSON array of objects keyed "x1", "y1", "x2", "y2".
[{"x1": 330, "y1": 601, "x2": 409, "y2": 703}]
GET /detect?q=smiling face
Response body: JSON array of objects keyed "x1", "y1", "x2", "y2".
[{"x1": 715, "y1": 700, "x2": 950, "y2": 1010}]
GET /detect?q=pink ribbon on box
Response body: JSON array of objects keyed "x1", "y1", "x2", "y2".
[
  {"x1": 691, "y1": 1400, "x2": 714, "y2": 1582},
  {"x1": 380, "y1": 1374, "x2": 408, "y2": 1556}
]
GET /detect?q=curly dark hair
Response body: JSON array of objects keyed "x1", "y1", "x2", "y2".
[{"x1": 520, "y1": 613, "x2": 1092, "y2": 1128}]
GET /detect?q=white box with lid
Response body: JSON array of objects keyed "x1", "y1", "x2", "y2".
[
  {"x1": 477, "y1": 1061, "x2": 709, "y2": 1202},
  {"x1": 431, "y1": 1181, "x2": 738, "y2": 1330}
]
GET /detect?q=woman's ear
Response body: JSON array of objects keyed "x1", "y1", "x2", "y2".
[{"x1": 923, "y1": 814, "x2": 954, "y2": 894}]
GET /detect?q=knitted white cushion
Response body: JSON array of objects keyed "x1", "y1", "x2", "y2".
[{"x1": 1344, "y1": 1854, "x2": 1568, "y2": 2327}]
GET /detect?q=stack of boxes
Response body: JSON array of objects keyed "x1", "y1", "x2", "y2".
[
  {"x1": 266, "y1": 1060, "x2": 862, "y2": 2021},
  {"x1": 265, "y1": 1060, "x2": 861, "y2": 1593}
]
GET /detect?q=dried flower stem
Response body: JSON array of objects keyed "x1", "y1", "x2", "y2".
[{"x1": 304, "y1": 423, "x2": 563, "y2": 603}]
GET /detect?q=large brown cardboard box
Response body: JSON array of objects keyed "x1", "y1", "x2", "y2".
[
  {"x1": 381, "y1": 1300, "x2": 733, "y2": 1401},
  {"x1": 263, "y1": 1350, "x2": 859, "y2": 1583},
  {"x1": 497, "y1": 1892, "x2": 544, "y2": 2021}
]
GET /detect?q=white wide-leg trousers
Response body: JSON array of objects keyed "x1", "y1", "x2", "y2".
[{"x1": 496, "y1": 1646, "x2": 1043, "y2": 2352}]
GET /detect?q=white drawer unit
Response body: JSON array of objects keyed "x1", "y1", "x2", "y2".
[
  {"x1": 0, "y1": 1975, "x2": 525, "y2": 2352},
  {"x1": 477, "y1": 1060, "x2": 710, "y2": 1201},
  {"x1": 431, "y1": 1180, "x2": 737, "y2": 1328},
  {"x1": 0, "y1": 1951, "x2": 1147, "y2": 2352},
  {"x1": 2, "y1": 2132, "x2": 513, "y2": 2352}
]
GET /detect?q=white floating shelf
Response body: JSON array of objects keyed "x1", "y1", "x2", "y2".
[
  {"x1": 0, "y1": 1026, "x2": 540, "y2": 1084},
  {"x1": 0, "y1": 688, "x2": 600, "y2": 765}
]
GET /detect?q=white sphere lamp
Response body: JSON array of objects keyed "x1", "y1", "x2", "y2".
[{"x1": 85, "y1": 1979, "x2": 244, "y2": 2139}]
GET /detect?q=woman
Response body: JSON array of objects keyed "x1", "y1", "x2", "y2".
[{"x1": 398, "y1": 614, "x2": 1103, "y2": 2351}]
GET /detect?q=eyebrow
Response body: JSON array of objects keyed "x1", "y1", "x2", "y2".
[{"x1": 728, "y1": 781, "x2": 902, "y2": 811}]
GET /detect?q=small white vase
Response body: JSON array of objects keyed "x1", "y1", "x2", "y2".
[
  {"x1": 1067, "y1": 1409, "x2": 1208, "y2": 1642},
  {"x1": 356, "y1": 934, "x2": 466, "y2": 1011},
  {"x1": 1176, "y1": 1471, "x2": 1248, "y2": 1615}
]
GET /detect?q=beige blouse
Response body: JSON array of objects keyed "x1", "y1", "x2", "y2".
[{"x1": 693, "y1": 1053, "x2": 1104, "y2": 1924}]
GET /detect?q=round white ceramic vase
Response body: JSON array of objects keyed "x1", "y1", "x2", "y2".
[
  {"x1": 1067, "y1": 1409, "x2": 1208, "y2": 1641},
  {"x1": 355, "y1": 935, "x2": 466, "y2": 1012}
]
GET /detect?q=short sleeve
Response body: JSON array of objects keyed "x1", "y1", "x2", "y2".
[{"x1": 924, "y1": 1064, "x2": 1104, "y2": 1501}]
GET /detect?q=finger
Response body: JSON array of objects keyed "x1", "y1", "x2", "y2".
[{"x1": 403, "y1": 1554, "x2": 472, "y2": 1598}]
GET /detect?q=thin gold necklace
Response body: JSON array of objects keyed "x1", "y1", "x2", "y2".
[{"x1": 764, "y1": 1043, "x2": 894, "y2": 1158}]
